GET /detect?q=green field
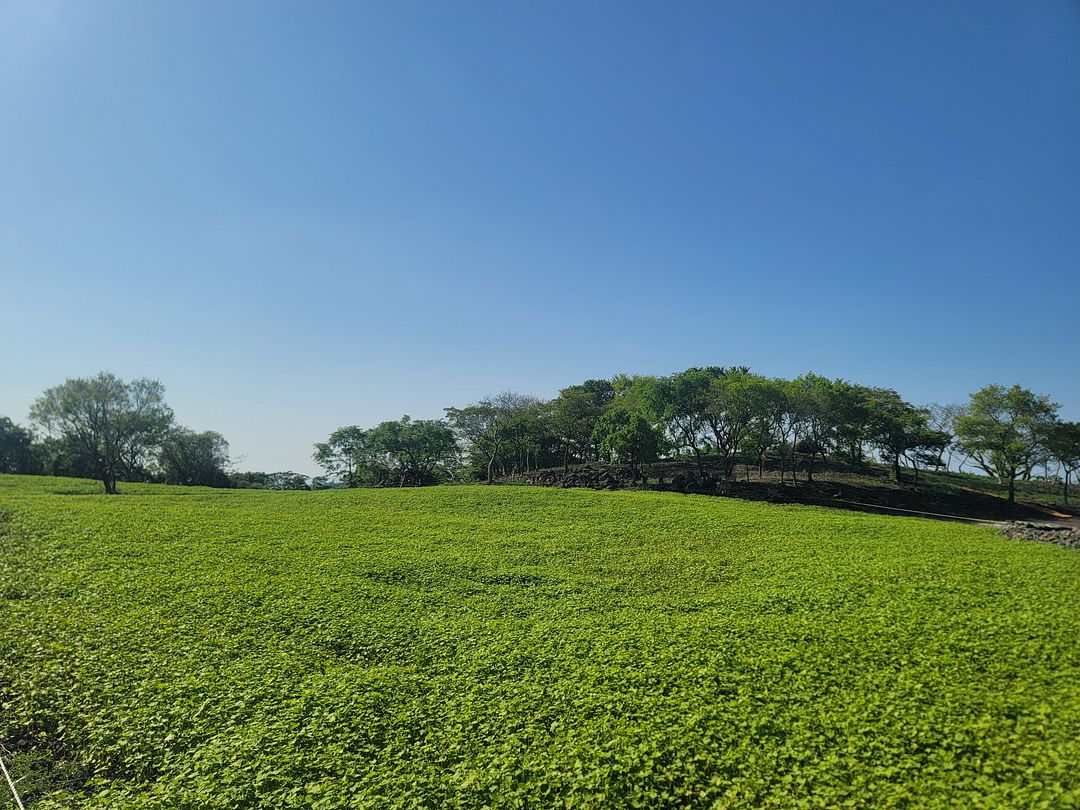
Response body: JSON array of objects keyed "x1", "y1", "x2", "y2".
[{"x1": 1, "y1": 475, "x2": 1078, "y2": 808}]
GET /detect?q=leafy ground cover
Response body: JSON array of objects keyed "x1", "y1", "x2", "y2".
[{"x1": 1, "y1": 474, "x2": 1078, "y2": 808}]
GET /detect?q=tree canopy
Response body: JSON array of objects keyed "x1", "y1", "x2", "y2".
[
  {"x1": 955, "y1": 384, "x2": 1059, "y2": 503},
  {"x1": 29, "y1": 373, "x2": 174, "y2": 493},
  {"x1": 0, "y1": 417, "x2": 39, "y2": 475},
  {"x1": 314, "y1": 417, "x2": 458, "y2": 487},
  {"x1": 159, "y1": 428, "x2": 231, "y2": 487}
]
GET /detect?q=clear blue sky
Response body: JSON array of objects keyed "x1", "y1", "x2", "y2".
[{"x1": 3, "y1": 1, "x2": 1078, "y2": 475}]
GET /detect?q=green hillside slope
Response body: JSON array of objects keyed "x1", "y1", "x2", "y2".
[{"x1": 1, "y1": 475, "x2": 1077, "y2": 808}]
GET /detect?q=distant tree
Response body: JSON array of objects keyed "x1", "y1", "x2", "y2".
[
  {"x1": 501, "y1": 400, "x2": 554, "y2": 476},
  {"x1": 789, "y1": 373, "x2": 840, "y2": 483},
  {"x1": 0, "y1": 417, "x2": 40, "y2": 474},
  {"x1": 1046, "y1": 421, "x2": 1080, "y2": 505},
  {"x1": 641, "y1": 370, "x2": 711, "y2": 475},
  {"x1": 925, "y1": 403, "x2": 968, "y2": 471},
  {"x1": 742, "y1": 377, "x2": 786, "y2": 480},
  {"x1": 159, "y1": 428, "x2": 231, "y2": 487},
  {"x1": 831, "y1": 382, "x2": 875, "y2": 465},
  {"x1": 229, "y1": 470, "x2": 310, "y2": 490},
  {"x1": 865, "y1": 390, "x2": 949, "y2": 483},
  {"x1": 955, "y1": 384, "x2": 1059, "y2": 504},
  {"x1": 266, "y1": 471, "x2": 310, "y2": 490},
  {"x1": 446, "y1": 392, "x2": 536, "y2": 483},
  {"x1": 593, "y1": 408, "x2": 662, "y2": 479},
  {"x1": 365, "y1": 416, "x2": 458, "y2": 486},
  {"x1": 313, "y1": 426, "x2": 368, "y2": 487},
  {"x1": 446, "y1": 401, "x2": 500, "y2": 483},
  {"x1": 701, "y1": 368, "x2": 756, "y2": 479},
  {"x1": 775, "y1": 379, "x2": 809, "y2": 484},
  {"x1": 33, "y1": 435, "x2": 94, "y2": 478},
  {"x1": 551, "y1": 381, "x2": 612, "y2": 470},
  {"x1": 227, "y1": 471, "x2": 269, "y2": 489},
  {"x1": 29, "y1": 373, "x2": 174, "y2": 493}
]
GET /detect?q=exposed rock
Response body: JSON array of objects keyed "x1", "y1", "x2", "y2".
[
  {"x1": 999, "y1": 522, "x2": 1080, "y2": 549},
  {"x1": 521, "y1": 465, "x2": 639, "y2": 491}
]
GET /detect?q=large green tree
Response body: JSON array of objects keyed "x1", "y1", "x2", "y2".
[
  {"x1": 501, "y1": 399, "x2": 555, "y2": 476},
  {"x1": 865, "y1": 390, "x2": 948, "y2": 483},
  {"x1": 313, "y1": 426, "x2": 369, "y2": 487},
  {"x1": 30, "y1": 373, "x2": 174, "y2": 493},
  {"x1": 641, "y1": 369, "x2": 711, "y2": 475},
  {"x1": 550, "y1": 385, "x2": 605, "y2": 471},
  {"x1": 741, "y1": 377, "x2": 786, "y2": 481},
  {"x1": 365, "y1": 416, "x2": 459, "y2": 486},
  {"x1": 446, "y1": 392, "x2": 536, "y2": 483},
  {"x1": 701, "y1": 368, "x2": 756, "y2": 479},
  {"x1": 593, "y1": 408, "x2": 663, "y2": 478},
  {"x1": 955, "y1": 384, "x2": 1058, "y2": 504},
  {"x1": 788, "y1": 373, "x2": 840, "y2": 483},
  {"x1": 315, "y1": 419, "x2": 459, "y2": 487}
]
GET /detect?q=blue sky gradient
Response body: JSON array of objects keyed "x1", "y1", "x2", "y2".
[{"x1": 3, "y1": 1, "x2": 1078, "y2": 474}]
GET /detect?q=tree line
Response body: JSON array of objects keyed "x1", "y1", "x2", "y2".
[
  {"x1": 317, "y1": 368, "x2": 1080, "y2": 505},
  {"x1": 2, "y1": 369, "x2": 1078, "y2": 504}
]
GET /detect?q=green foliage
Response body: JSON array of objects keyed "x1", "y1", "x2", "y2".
[
  {"x1": 365, "y1": 416, "x2": 459, "y2": 486},
  {"x1": 228, "y1": 470, "x2": 311, "y2": 490},
  {"x1": 701, "y1": 368, "x2": 758, "y2": 477},
  {"x1": 785, "y1": 373, "x2": 839, "y2": 481},
  {"x1": 640, "y1": 370, "x2": 712, "y2": 469},
  {"x1": 865, "y1": 390, "x2": 949, "y2": 483},
  {"x1": 0, "y1": 417, "x2": 39, "y2": 475},
  {"x1": 29, "y1": 373, "x2": 174, "y2": 494},
  {"x1": 446, "y1": 393, "x2": 547, "y2": 483},
  {"x1": 1046, "y1": 421, "x2": 1080, "y2": 504},
  {"x1": 592, "y1": 409, "x2": 663, "y2": 472},
  {"x1": 740, "y1": 377, "x2": 786, "y2": 476},
  {"x1": 550, "y1": 383, "x2": 611, "y2": 469},
  {"x1": 313, "y1": 426, "x2": 369, "y2": 488},
  {"x1": 315, "y1": 418, "x2": 458, "y2": 487},
  {"x1": 1, "y1": 475, "x2": 1078, "y2": 808},
  {"x1": 157, "y1": 428, "x2": 230, "y2": 487},
  {"x1": 955, "y1": 385, "x2": 1059, "y2": 503}
]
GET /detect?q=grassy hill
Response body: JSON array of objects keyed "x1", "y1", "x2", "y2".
[{"x1": 1, "y1": 475, "x2": 1078, "y2": 808}]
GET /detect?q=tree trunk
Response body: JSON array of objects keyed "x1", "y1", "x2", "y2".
[
  {"x1": 893, "y1": 456, "x2": 902, "y2": 484},
  {"x1": 486, "y1": 455, "x2": 495, "y2": 484},
  {"x1": 1007, "y1": 475, "x2": 1016, "y2": 505},
  {"x1": 692, "y1": 444, "x2": 704, "y2": 476},
  {"x1": 1065, "y1": 471, "x2": 1070, "y2": 506}
]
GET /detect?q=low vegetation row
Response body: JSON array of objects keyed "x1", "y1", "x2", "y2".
[{"x1": 2, "y1": 368, "x2": 1078, "y2": 506}]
